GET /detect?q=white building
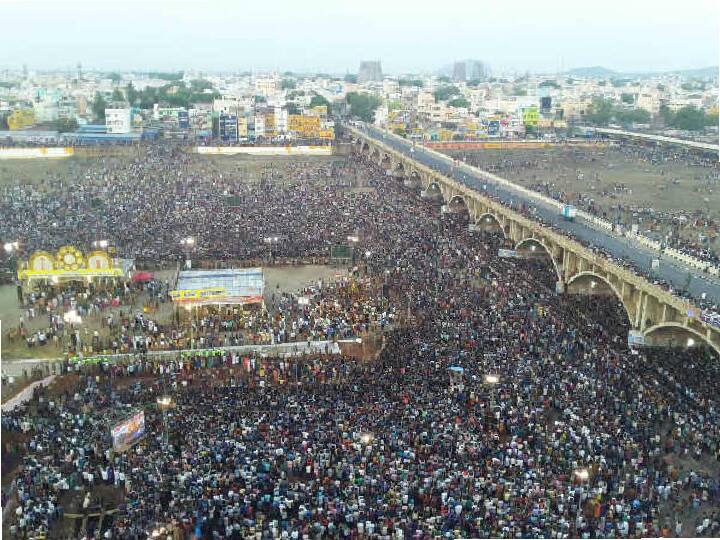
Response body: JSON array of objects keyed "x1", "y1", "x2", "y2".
[
  {"x1": 254, "y1": 114, "x2": 265, "y2": 138},
  {"x1": 105, "y1": 108, "x2": 131, "y2": 134},
  {"x1": 274, "y1": 107, "x2": 288, "y2": 134}
]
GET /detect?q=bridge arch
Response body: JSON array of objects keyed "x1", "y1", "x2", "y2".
[
  {"x1": 475, "y1": 212, "x2": 505, "y2": 237},
  {"x1": 514, "y1": 238, "x2": 562, "y2": 282},
  {"x1": 644, "y1": 323, "x2": 719, "y2": 357},
  {"x1": 448, "y1": 195, "x2": 469, "y2": 211},
  {"x1": 566, "y1": 271, "x2": 633, "y2": 324}
]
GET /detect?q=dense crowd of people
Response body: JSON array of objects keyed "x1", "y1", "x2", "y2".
[
  {"x1": 0, "y1": 148, "x2": 369, "y2": 264},
  {"x1": 2, "y1": 150, "x2": 719, "y2": 539}
]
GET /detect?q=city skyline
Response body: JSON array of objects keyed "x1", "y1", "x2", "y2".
[{"x1": 1, "y1": 0, "x2": 718, "y2": 74}]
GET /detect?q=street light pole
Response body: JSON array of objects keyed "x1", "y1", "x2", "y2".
[{"x1": 157, "y1": 396, "x2": 173, "y2": 446}]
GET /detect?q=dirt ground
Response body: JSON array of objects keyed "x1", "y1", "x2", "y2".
[
  {"x1": 447, "y1": 145, "x2": 720, "y2": 253},
  {"x1": 199, "y1": 153, "x2": 347, "y2": 184},
  {"x1": 449, "y1": 146, "x2": 719, "y2": 218},
  {"x1": 0, "y1": 151, "x2": 346, "y2": 188}
]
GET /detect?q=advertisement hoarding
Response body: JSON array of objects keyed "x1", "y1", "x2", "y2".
[
  {"x1": 177, "y1": 111, "x2": 190, "y2": 129},
  {"x1": 111, "y1": 411, "x2": 146, "y2": 453}
]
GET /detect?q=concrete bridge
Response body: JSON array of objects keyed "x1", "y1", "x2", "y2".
[{"x1": 349, "y1": 126, "x2": 720, "y2": 356}]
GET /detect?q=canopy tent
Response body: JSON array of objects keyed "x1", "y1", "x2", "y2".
[{"x1": 131, "y1": 271, "x2": 154, "y2": 283}]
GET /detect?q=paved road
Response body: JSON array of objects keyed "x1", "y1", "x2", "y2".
[{"x1": 359, "y1": 125, "x2": 720, "y2": 307}]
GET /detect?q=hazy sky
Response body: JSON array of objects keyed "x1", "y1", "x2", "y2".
[{"x1": 1, "y1": 0, "x2": 718, "y2": 74}]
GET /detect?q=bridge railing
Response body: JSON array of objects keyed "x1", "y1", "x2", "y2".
[
  {"x1": 370, "y1": 126, "x2": 720, "y2": 280},
  {"x1": 350, "y1": 126, "x2": 703, "y2": 313}
]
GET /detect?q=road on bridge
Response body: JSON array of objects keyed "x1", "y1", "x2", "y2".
[{"x1": 359, "y1": 125, "x2": 720, "y2": 307}]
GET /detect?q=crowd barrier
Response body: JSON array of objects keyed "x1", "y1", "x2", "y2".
[
  {"x1": 1, "y1": 375, "x2": 57, "y2": 413},
  {"x1": 196, "y1": 146, "x2": 332, "y2": 156}
]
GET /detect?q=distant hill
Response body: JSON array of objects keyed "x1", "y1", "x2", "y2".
[{"x1": 566, "y1": 65, "x2": 717, "y2": 79}]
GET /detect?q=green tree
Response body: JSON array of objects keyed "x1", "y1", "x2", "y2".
[
  {"x1": 448, "y1": 97, "x2": 470, "y2": 108},
  {"x1": 309, "y1": 95, "x2": 331, "y2": 109},
  {"x1": 138, "y1": 87, "x2": 159, "y2": 109},
  {"x1": 433, "y1": 85, "x2": 460, "y2": 102},
  {"x1": 399, "y1": 79, "x2": 423, "y2": 87},
  {"x1": 126, "y1": 83, "x2": 139, "y2": 106},
  {"x1": 659, "y1": 104, "x2": 674, "y2": 124},
  {"x1": 281, "y1": 79, "x2": 296, "y2": 90},
  {"x1": 538, "y1": 80, "x2": 559, "y2": 88},
  {"x1": 51, "y1": 117, "x2": 79, "y2": 133},
  {"x1": 92, "y1": 92, "x2": 108, "y2": 121},
  {"x1": 706, "y1": 109, "x2": 719, "y2": 127},
  {"x1": 346, "y1": 92, "x2": 381, "y2": 122},
  {"x1": 466, "y1": 79, "x2": 482, "y2": 87},
  {"x1": 512, "y1": 86, "x2": 527, "y2": 96},
  {"x1": 111, "y1": 88, "x2": 125, "y2": 102},
  {"x1": 437, "y1": 76, "x2": 451, "y2": 83},
  {"x1": 614, "y1": 108, "x2": 651, "y2": 125},
  {"x1": 190, "y1": 79, "x2": 214, "y2": 92},
  {"x1": 149, "y1": 71, "x2": 184, "y2": 81},
  {"x1": 255, "y1": 95, "x2": 267, "y2": 103},
  {"x1": 388, "y1": 99, "x2": 403, "y2": 112},
  {"x1": 343, "y1": 74, "x2": 358, "y2": 83},
  {"x1": 284, "y1": 103, "x2": 301, "y2": 115},
  {"x1": 107, "y1": 72, "x2": 121, "y2": 83},
  {"x1": 620, "y1": 93, "x2": 634, "y2": 104},
  {"x1": 670, "y1": 106, "x2": 708, "y2": 131},
  {"x1": 584, "y1": 97, "x2": 614, "y2": 126}
]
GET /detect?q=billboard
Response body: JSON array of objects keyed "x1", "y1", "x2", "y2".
[
  {"x1": 189, "y1": 109, "x2": 213, "y2": 132},
  {"x1": 171, "y1": 268, "x2": 263, "y2": 306},
  {"x1": 111, "y1": 411, "x2": 146, "y2": 452},
  {"x1": 169, "y1": 287, "x2": 226, "y2": 302},
  {"x1": 522, "y1": 106, "x2": 539, "y2": 127},
  {"x1": 0, "y1": 147, "x2": 74, "y2": 160},
  {"x1": 288, "y1": 114, "x2": 321, "y2": 136},
  {"x1": 7, "y1": 109, "x2": 35, "y2": 130},
  {"x1": 177, "y1": 110, "x2": 190, "y2": 129}
]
